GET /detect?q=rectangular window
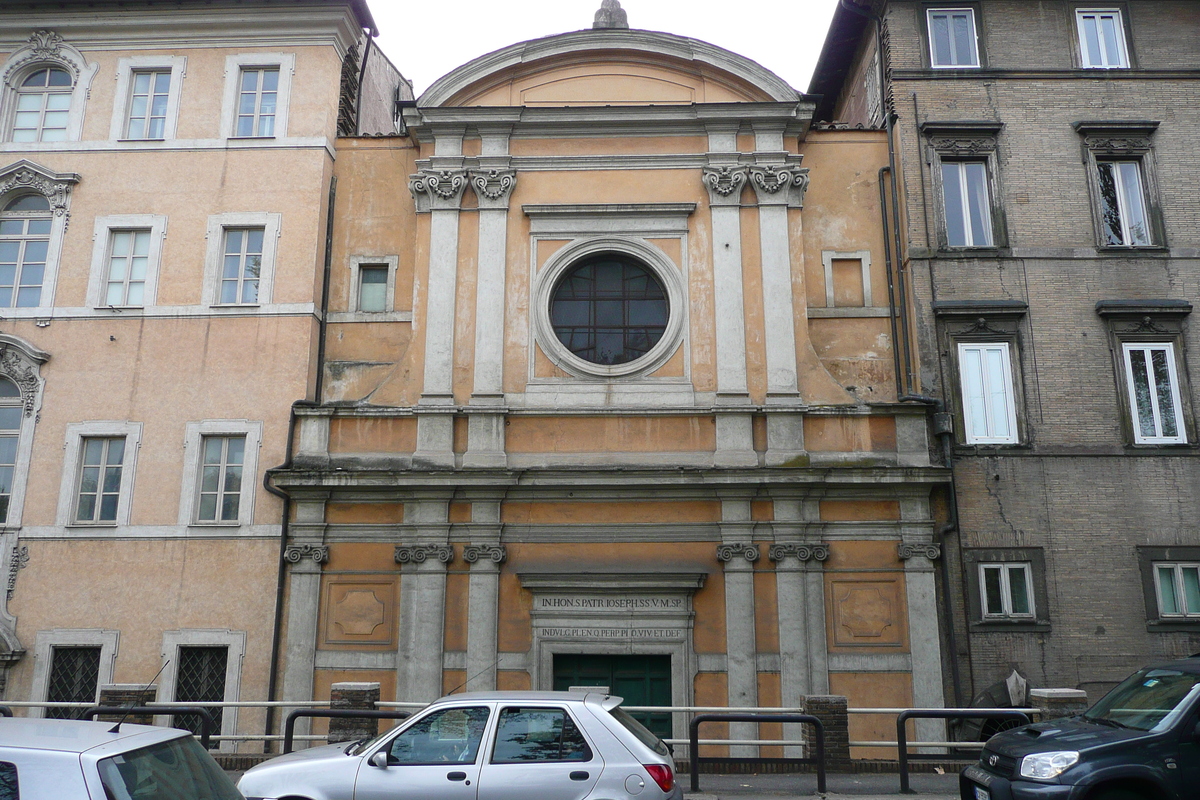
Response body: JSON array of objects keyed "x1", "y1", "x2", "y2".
[
  {"x1": 942, "y1": 161, "x2": 993, "y2": 247},
  {"x1": 358, "y1": 265, "x2": 388, "y2": 312},
  {"x1": 196, "y1": 435, "x2": 244, "y2": 523},
  {"x1": 928, "y1": 9, "x2": 980, "y2": 68},
  {"x1": 75, "y1": 437, "x2": 125, "y2": 523},
  {"x1": 173, "y1": 645, "x2": 228, "y2": 744},
  {"x1": 125, "y1": 70, "x2": 170, "y2": 140},
  {"x1": 104, "y1": 229, "x2": 150, "y2": 307},
  {"x1": 1077, "y1": 9, "x2": 1129, "y2": 68},
  {"x1": 1155, "y1": 563, "x2": 1200, "y2": 618},
  {"x1": 1122, "y1": 343, "x2": 1186, "y2": 444},
  {"x1": 959, "y1": 342, "x2": 1018, "y2": 444},
  {"x1": 1097, "y1": 160, "x2": 1150, "y2": 246},
  {"x1": 219, "y1": 228, "x2": 264, "y2": 304},
  {"x1": 0, "y1": 215, "x2": 49, "y2": 308},
  {"x1": 980, "y1": 563, "x2": 1035, "y2": 619},
  {"x1": 45, "y1": 645, "x2": 101, "y2": 719},
  {"x1": 0, "y1": 403, "x2": 20, "y2": 524},
  {"x1": 235, "y1": 68, "x2": 278, "y2": 137}
]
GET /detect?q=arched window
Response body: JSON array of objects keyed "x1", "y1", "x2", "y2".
[
  {"x1": 0, "y1": 193, "x2": 52, "y2": 308},
  {"x1": 12, "y1": 67, "x2": 72, "y2": 143},
  {"x1": 0, "y1": 377, "x2": 20, "y2": 522}
]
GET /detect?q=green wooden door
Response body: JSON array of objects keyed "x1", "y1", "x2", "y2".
[{"x1": 553, "y1": 654, "x2": 672, "y2": 740}]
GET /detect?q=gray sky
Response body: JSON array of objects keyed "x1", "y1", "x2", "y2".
[{"x1": 369, "y1": 0, "x2": 841, "y2": 99}]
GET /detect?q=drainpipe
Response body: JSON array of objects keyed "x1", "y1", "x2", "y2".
[{"x1": 879, "y1": 167, "x2": 903, "y2": 399}]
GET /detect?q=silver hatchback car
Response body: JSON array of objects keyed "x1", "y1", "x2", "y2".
[{"x1": 238, "y1": 691, "x2": 682, "y2": 800}]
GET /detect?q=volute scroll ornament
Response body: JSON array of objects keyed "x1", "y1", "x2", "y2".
[
  {"x1": 284, "y1": 544, "x2": 329, "y2": 564},
  {"x1": 898, "y1": 542, "x2": 941, "y2": 561},
  {"x1": 408, "y1": 169, "x2": 468, "y2": 211},
  {"x1": 768, "y1": 542, "x2": 830, "y2": 563},
  {"x1": 701, "y1": 165, "x2": 749, "y2": 199},
  {"x1": 394, "y1": 544, "x2": 454, "y2": 565},
  {"x1": 468, "y1": 169, "x2": 516, "y2": 203},
  {"x1": 716, "y1": 543, "x2": 759, "y2": 563},
  {"x1": 0, "y1": 162, "x2": 79, "y2": 220},
  {"x1": 0, "y1": 346, "x2": 42, "y2": 417},
  {"x1": 463, "y1": 544, "x2": 507, "y2": 564}
]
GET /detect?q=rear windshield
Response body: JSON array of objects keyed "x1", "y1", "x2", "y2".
[
  {"x1": 98, "y1": 736, "x2": 242, "y2": 800},
  {"x1": 609, "y1": 706, "x2": 669, "y2": 757}
]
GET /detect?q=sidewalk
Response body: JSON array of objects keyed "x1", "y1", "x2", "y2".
[{"x1": 683, "y1": 772, "x2": 959, "y2": 798}]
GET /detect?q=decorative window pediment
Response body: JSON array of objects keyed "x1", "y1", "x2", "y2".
[{"x1": 0, "y1": 160, "x2": 79, "y2": 219}]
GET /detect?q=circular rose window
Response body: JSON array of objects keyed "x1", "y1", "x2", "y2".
[{"x1": 549, "y1": 254, "x2": 670, "y2": 366}]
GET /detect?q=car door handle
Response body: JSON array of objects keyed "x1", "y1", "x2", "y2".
[
  {"x1": 448, "y1": 771, "x2": 468, "y2": 781},
  {"x1": 570, "y1": 771, "x2": 590, "y2": 781}
]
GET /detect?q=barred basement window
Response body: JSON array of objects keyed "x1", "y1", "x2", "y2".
[
  {"x1": 45, "y1": 645, "x2": 100, "y2": 719},
  {"x1": 173, "y1": 646, "x2": 227, "y2": 744}
]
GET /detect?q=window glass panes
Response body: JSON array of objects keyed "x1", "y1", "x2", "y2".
[
  {"x1": 126, "y1": 70, "x2": 170, "y2": 139},
  {"x1": 551, "y1": 256, "x2": 669, "y2": 366},
  {"x1": 1097, "y1": 161, "x2": 1150, "y2": 246},
  {"x1": 1007, "y1": 565, "x2": 1031, "y2": 614},
  {"x1": 1077, "y1": 10, "x2": 1129, "y2": 68},
  {"x1": 389, "y1": 707, "x2": 490, "y2": 765},
  {"x1": 982, "y1": 566, "x2": 1004, "y2": 615},
  {"x1": 1155, "y1": 564, "x2": 1200, "y2": 617},
  {"x1": 980, "y1": 563, "x2": 1035, "y2": 618},
  {"x1": 358, "y1": 265, "x2": 388, "y2": 312},
  {"x1": 12, "y1": 67, "x2": 72, "y2": 142},
  {"x1": 0, "y1": 762, "x2": 16, "y2": 800},
  {"x1": 942, "y1": 161, "x2": 993, "y2": 247},
  {"x1": 928, "y1": 9, "x2": 980, "y2": 67},
  {"x1": 105, "y1": 229, "x2": 150, "y2": 306},
  {"x1": 1122, "y1": 343, "x2": 1185, "y2": 444},
  {"x1": 46, "y1": 646, "x2": 100, "y2": 719},
  {"x1": 492, "y1": 707, "x2": 592, "y2": 763},
  {"x1": 197, "y1": 435, "x2": 245, "y2": 523},
  {"x1": 75, "y1": 437, "x2": 124, "y2": 523},
  {"x1": 220, "y1": 227, "x2": 264, "y2": 304},
  {"x1": 235, "y1": 68, "x2": 279, "y2": 137},
  {"x1": 958, "y1": 343, "x2": 1017, "y2": 444},
  {"x1": 0, "y1": 198, "x2": 51, "y2": 308},
  {"x1": 0, "y1": 394, "x2": 19, "y2": 526}
]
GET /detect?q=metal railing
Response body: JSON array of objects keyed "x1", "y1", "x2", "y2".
[
  {"x1": 81, "y1": 706, "x2": 218, "y2": 750},
  {"x1": 896, "y1": 709, "x2": 1031, "y2": 793},
  {"x1": 689, "y1": 713, "x2": 826, "y2": 794},
  {"x1": 282, "y1": 709, "x2": 411, "y2": 754}
]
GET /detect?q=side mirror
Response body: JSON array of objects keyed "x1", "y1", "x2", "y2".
[{"x1": 370, "y1": 751, "x2": 389, "y2": 769}]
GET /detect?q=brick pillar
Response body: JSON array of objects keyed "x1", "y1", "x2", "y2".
[
  {"x1": 328, "y1": 681, "x2": 381, "y2": 744},
  {"x1": 98, "y1": 684, "x2": 158, "y2": 724},
  {"x1": 802, "y1": 695, "x2": 850, "y2": 768},
  {"x1": 1030, "y1": 688, "x2": 1088, "y2": 722}
]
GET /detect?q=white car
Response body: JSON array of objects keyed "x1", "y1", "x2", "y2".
[
  {"x1": 0, "y1": 717, "x2": 244, "y2": 799},
  {"x1": 238, "y1": 691, "x2": 682, "y2": 800}
]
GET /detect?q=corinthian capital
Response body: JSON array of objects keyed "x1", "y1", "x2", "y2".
[
  {"x1": 701, "y1": 165, "x2": 749, "y2": 207},
  {"x1": 748, "y1": 165, "x2": 810, "y2": 207},
  {"x1": 409, "y1": 168, "x2": 468, "y2": 212},
  {"x1": 468, "y1": 168, "x2": 517, "y2": 209}
]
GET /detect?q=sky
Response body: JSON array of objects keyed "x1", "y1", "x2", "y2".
[{"x1": 369, "y1": 0, "x2": 842, "y2": 99}]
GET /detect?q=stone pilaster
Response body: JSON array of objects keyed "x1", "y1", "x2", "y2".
[
  {"x1": 899, "y1": 505, "x2": 947, "y2": 751},
  {"x1": 395, "y1": 496, "x2": 453, "y2": 701},
  {"x1": 718, "y1": 496, "x2": 759, "y2": 757},
  {"x1": 281, "y1": 498, "x2": 329, "y2": 737}
]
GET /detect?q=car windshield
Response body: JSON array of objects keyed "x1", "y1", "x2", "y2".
[
  {"x1": 98, "y1": 736, "x2": 243, "y2": 800},
  {"x1": 1084, "y1": 668, "x2": 1200, "y2": 732}
]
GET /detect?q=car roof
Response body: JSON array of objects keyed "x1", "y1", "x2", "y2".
[
  {"x1": 430, "y1": 690, "x2": 616, "y2": 705},
  {"x1": 1146, "y1": 655, "x2": 1200, "y2": 674},
  {"x1": 0, "y1": 718, "x2": 185, "y2": 752}
]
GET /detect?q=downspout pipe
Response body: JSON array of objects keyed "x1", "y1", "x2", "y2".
[{"x1": 879, "y1": 167, "x2": 903, "y2": 399}]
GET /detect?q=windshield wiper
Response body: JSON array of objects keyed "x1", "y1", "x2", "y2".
[{"x1": 1083, "y1": 715, "x2": 1130, "y2": 729}]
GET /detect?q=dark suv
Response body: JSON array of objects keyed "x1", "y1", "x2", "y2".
[{"x1": 960, "y1": 656, "x2": 1200, "y2": 800}]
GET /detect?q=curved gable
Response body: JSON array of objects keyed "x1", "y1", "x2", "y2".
[{"x1": 420, "y1": 29, "x2": 798, "y2": 107}]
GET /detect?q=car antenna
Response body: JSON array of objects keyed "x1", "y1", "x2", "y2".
[
  {"x1": 108, "y1": 659, "x2": 170, "y2": 734},
  {"x1": 446, "y1": 655, "x2": 502, "y2": 695}
]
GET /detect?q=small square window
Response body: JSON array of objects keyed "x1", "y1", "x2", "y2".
[
  {"x1": 958, "y1": 342, "x2": 1018, "y2": 444},
  {"x1": 1122, "y1": 343, "x2": 1186, "y2": 444},
  {"x1": 196, "y1": 435, "x2": 245, "y2": 523},
  {"x1": 125, "y1": 70, "x2": 170, "y2": 140},
  {"x1": 235, "y1": 67, "x2": 279, "y2": 137},
  {"x1": 980, "y1": 562, "x2": 1035, "y2": 619},
  {"x1": 75, "y1": 436, "x2": 125, "y2": 523},
  {"x1": 1097, "y1": 160, "x2": 1150, "y2": 247},
  {"x1": 1154, "y1": 563, "x2": 1200, "y2": 618},
  {"x1": 928, "y1": 9, "x2": 981, "y2": 68},
  {"x1": 220, "y1": 227, "x2": 264, "y2": 305},
  {"x1": 941, "y1": 160, "x2": 993, "y2": 247},
  {"x1": 1077, "y1": 9, "x2": 1130, "y2": 68},
  {"x1": 358, "y1": 265, "x2": 389, "y2": 312}
]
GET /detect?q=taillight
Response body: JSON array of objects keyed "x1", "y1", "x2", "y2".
[{"x1": 643, "y1": 763, "x2": 674, "y2": 793}]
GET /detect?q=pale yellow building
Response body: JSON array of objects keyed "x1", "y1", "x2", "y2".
[
  {"x1": 272, "y1": 8, "x2": 950, "y2": 757},
  {"x1": 0, "y1": 0, "x2": 406, "y2": 751}
]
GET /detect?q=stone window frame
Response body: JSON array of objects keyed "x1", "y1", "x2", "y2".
[
  {"x1": 201, "y1": 212, "x2": 281, "y2": 308},
  {"x1": 956, "y1": 341, "x2": 1019, "y2": 445},
  {"x1": 0, "y1": 160, "x2": 78, "y2": 314},
  {"x1": 157, "y1": 629, "x2": 245, "y2": 752},
  {"x1": 349, "y1": 254, "x2": 398, "y2": 314},
  {"x1": 921, "y1": 4, "x2": 986, "y2": 70},
  {"x1": 1096, "y1": 300, "x2": 1194, "y2": 448},
  {"x1": 55, "y1": 421, "x2": 142, "y2": 528},
  {"x1": 1073, "y1": 121, "x2": 1165, "y2": 251},
  {"x1": 1136, "y1": 546, "x2": 1200, "y2": 632},
  {"x1": 0, "y1": 335, "x2": 48, "y2": 529},
  {"x1": 1070, "y1": 4, "x2": 1136, "y2": 70},
  {"x1": 934, "y1": 300, "x2": 1029, "y2": 449},
  {"x1": 921, "y1": 122, "x2": 1007, "y2": 252},
  {"x1": 86, "y1": 214, "x2": 167, "y2": 309},
  {"x1": 108, "y1": 56, "x2": 187, "y2": 142},
  {"x1": 0, "y1": 31, "x2": 97, "y2": 145},
  {"x1": 30, "y1": 628, "x2": 118, "y2": 718},
  {"x1": 962, "y1": 548, "x2": 1051, "y2": 631},
  {"x1": 177, "y1": 420, "x2": 262, "y2": 528},
  {"x1": 218, "y1": 53, "x2": 295, "y2": 140}
]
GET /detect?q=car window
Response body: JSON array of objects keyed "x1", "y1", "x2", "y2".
[
  {"x1": 97, "y1": 737, "x2": 242, "y2": 800},
  {"x1": 0, "y1": 762, "x2": 16, "y2": 800},
  {"x1": 491, "y1": 707, "x2": 592, "y2": 763},
  {"x1": 608, "y1": 706, "x2": 670, "y2": 757},
  {"x1": 388, "y1": 707, "x2": 490, "y2": 765}
]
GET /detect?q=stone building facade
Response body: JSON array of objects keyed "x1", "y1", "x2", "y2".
[
  {"x1": 0, "y1": 0, "x2": 405, "y2": 750},
  {"x1": 270, "y1": 16, "x2": 949, "y2": 756},
  {"x1": 811, "y1": 0, "x2": 1200, "y2": 708}
]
